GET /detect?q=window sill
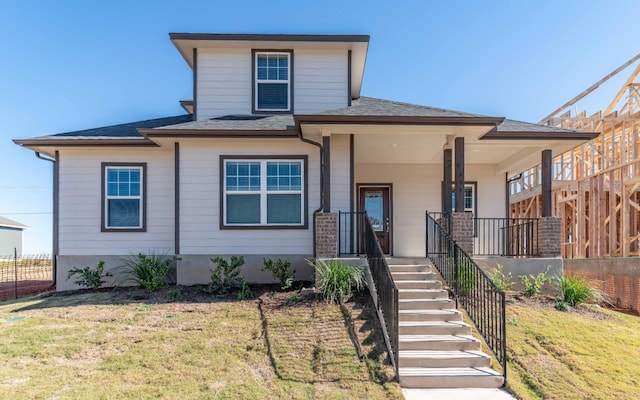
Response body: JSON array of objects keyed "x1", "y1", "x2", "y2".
[
  {"x1": 220, "y1": 224, "x2": 308, "y2": 230},
  {"x1": 101, "y1": 227, "x2": 146, "y2": 233}
]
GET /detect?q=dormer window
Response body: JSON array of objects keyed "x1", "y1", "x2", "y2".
[{"x1": 254, "y1": 51, "x2": 291, "y2": 112}]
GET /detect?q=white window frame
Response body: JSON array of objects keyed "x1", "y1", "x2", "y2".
[
  {"x1": 450, "y1": 183, "x2": 476, "y2": 213},
  {"x1": 103, "y1": 164, "x2": 145, "y2": 231},
  {"x1": 223, "y1": 158, "x2": 304, "y2": 227},
  {"x1": 254, "y1": 52, "x2": 291, "y2": 112}
]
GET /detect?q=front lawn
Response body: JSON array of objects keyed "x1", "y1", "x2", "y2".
[
  {"x1": 0, "y1": 287, "x2": 401, "y2": 399},
  {"x1": 505, "y1": 295, "x2": 640, "y2": 400}
]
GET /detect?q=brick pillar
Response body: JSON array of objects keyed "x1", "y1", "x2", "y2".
[
  {"x1": 450, "y1": 212, "x2": 474, "y2": 255},
  {"x1": 538, "y1": 216, "x2": 561, "y2": 257},
  {"x1": 315, "y1": 212, "x2": 338, "y2": 258}
]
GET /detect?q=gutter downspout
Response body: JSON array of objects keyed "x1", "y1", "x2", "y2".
[
  {"x1": 35, "y1": 151, "x2": 58, "y2": 287},
  {"x1": 295, "y1": 122, "x2": 324, "y2": 258}
]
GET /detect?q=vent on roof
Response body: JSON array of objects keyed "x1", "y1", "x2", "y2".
[{"x1": 212, "y1": 115, "x2": 268, "y2": 121}]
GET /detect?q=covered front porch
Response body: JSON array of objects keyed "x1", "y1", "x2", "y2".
[{"x1": 311, "y1": 128, "x2": 581, "y2": 260}]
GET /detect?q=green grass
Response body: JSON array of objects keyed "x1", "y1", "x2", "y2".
[
  {"x1": 0, "y1": 287, "x2": 400, "y2": 399},
  {"x1": 505, "y1": 299, "x2": 640, "y2": 399}
]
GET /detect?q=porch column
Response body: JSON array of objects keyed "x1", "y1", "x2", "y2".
[
  {"x1": 315, "y1": 212, "x2": 338, "y2": 258},
  {"x1": 451, "y1": 137, "x2": 473, "y2": 254},
  {"x1": 323, "y1": 136, "x2": 331, "y2": 212},
  {"x1": 454, "y1": 137, "x2": 465, "y2": 212},
  {"x1": 450, "y1": 213, "x2": 474, "y2": 255},
  {"x1": 443, "y1": 148, "x2": 452, "y2": 213},
  {"x1": 541, "y1": 149, "x2": 552, "y2": 217},
  {"x1": 538, "y1": 217, "x2": 561, "y2": 257},
  {"x1": 539, "y1": 150, "x2": 561, "y2": 256}
]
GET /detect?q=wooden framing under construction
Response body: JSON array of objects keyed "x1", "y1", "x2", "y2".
[{"x1": 510, "y1": 54, "x2": 640, "y2": 258}]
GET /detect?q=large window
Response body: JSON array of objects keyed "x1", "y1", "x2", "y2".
[
  {"x1": 254, "y1": 52, "x2": 291, "y2": 112},
  {"x1": 102, "y1": 163, "x2": 146, "y2": 231},
  {"x1": 222, "y1": 157, "x2": 306, "y2": 228}
]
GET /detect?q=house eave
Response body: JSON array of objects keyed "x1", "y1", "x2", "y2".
[
  {"x1": 13, "y1": 138, "x2": 158, "y2": 148},
  {"x1": 139, "y1": 128, "x2": 299, "y2": 138},
  {"x1": 294, "y1": 114, "x2": 505, "y2": 126},
  {"x1": 480, "y1": 130, "x2": 600, "y2": 140}
]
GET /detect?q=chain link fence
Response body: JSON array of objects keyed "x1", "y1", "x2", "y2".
[{"x1": 0, "y1": 249, "x2": 54, "y2": 301}]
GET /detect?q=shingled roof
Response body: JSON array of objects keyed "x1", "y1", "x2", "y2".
[
  {"x1": 314, "y1": 96, "x2": 489, "y2": 118},
  {"x1": 13, "y1": 97, "x2": 596, "y2": 143},
  {"x1": 152, "y1": 114, "x2": 295, "y2": 131},
  {"x1": 21, "y1": 115, "x2": 192, "y2": 140}
]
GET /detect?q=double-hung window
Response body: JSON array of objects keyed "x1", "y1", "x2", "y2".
[
  {"x1": 254, "y1": 52, "x2": 291, "y2": 112},
  {"x1": 450, "y1": 182, "x2": 476, "y2": 213},
  {"x1": 222, "y1": 157, "x2": 305, "y2": 227},
  {"x1": 102, "y1": 163, "x2": 146, "y2": 231}
]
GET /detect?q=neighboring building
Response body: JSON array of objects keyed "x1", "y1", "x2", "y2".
[
  {"x1": 13, "y1": 33, "x2": 597, "y2": 290},
  {"x1": 0, "y1": 216, "x2": 28, "y2": 257}
]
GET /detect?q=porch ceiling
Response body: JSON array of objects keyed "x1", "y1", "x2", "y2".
[{"x1": 350, "y1": 129, "x2": 584, "y2": 174}]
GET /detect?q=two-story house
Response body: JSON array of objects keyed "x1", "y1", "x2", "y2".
[{"x1": 14, "y1": 33, "x2": 596, "y2": 290}]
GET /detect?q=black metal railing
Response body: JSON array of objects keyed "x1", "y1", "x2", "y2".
[
  {"x1": 426, "y1": 212, "x2": 507, "y2": 382},
  {"x1": 364, "y1": 215, "x2": 399, "y2": 371},
  {"x1": 429, "y1": 211, "x2": 452, "y2": 233},
  {"x1": 474, "y1": 217, "x2": 539, "y2": 257},
  {"x1": 338, "y1": 211, "x2": 367, "y2": 256}
]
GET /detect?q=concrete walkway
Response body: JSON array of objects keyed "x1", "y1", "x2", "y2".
[{"x1": 403, "y1": 388, "x2": 517, "y2": 399}]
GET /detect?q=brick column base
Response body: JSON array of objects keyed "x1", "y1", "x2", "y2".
[
  {"x1": 315, "y1": 213, "x2": 337, "y2": 258},
  {"x1": 538, "y1": 216, "x2": 561, "y2": 257},
  {"x1": 450, "y1": 212, "x2": 474, "y2": 255}
]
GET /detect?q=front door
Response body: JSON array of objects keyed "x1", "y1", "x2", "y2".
[{"x1": 359, "y1": 186, "x2": 391, "y2": 254}]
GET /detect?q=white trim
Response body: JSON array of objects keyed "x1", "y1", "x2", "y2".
[
  {"x1": 104, "y1": 166, "x2": 144, "y2": 229},
  {"x1": 254, "y1": 52, "x2": 291, "y2": 112},
  {"x1": 223, "y1": 159, "x2": 304, "y2": 226},
  {"x1": 451, "y1": 183, "x2": 475, "y2": 213}
]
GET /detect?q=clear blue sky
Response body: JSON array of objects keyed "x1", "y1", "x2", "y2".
[{"x1": 1, "y1": 0, "x2": 639, "y2": 253}]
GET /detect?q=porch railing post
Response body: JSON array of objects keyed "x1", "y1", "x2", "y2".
[{"x1": 453, "y1": 244, "x2": 459, "y2": 308}]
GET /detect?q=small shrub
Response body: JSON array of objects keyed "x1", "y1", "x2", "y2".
[
  {"x1": 558, "y1": 274, "x2": 598, "y2": 306},
  {"x1": 263, "y1": 258, "x2": 295, "y2": 290},
  {"x1": 310, "y1": 259, "x2": 365, "y2": 304},
  {"x1": 490, "y1": 264, "x2": 513, "y2": 291},
  {"x1": 286, "y1": 292, "x2": 302, "y2": 305},
  {"x1": 166, "y1": 289, "x2": 182, "y2": 302},
  {"x1": 457, "y1": 260, "x2": 476, "y2": 296},
  {"x1": 122, "y1": 253, "x2": 180, "y2": 292},
  {"x1": 520, "y1": 269, "x2": 550, "y2": 297},
  {"x1": 209, "y1": 256, "x2": 244, "y2": 295},
  {"x1": 237, "y1": 278, "x2": 254, "y2": 300},
  {"x1": 555, "y1": 300, "x2": 572, "y2": 312},
  {"x1": 66, "y1": 260, "x2": 112, "y2": 289}
]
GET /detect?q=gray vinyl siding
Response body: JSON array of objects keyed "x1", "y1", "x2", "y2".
[{"x1": 0, "y1": 227, "x2": 23, "y2": 257}]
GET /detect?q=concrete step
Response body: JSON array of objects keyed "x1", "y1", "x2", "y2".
[
  {"x1": 399, "y1": 321, "x2": 471, "y2": 336},
  {"x1": 389, "y1": 265, "x2": 431, "y2": 273},
  {"x1": 386, "y1": 258, "x2": 432, "y2": 266},
  {"x1": 398, "y1": 350, "x2": 492, "y2": 368},
  {"x1": 399, "y1": 298, "x2": 454, "y2": 310},
  {"x1": 398, "y1": 289, "x2": 448, "y2": 300},
  {"x1": 399, "y1": 335, "x2": 481, "y2": 351},
  {"x1": 391, "y1": 271, "x2": 437, "y2": 281},
  {"x1": 398, "y1": 309, "x2": 463, "y2": 322},
  {"x1": 395, "y1": 280, "x2": 443, "y2": 290},
  {"x1": 399, "y1": 367, "x2": 504, "y2": 388}
]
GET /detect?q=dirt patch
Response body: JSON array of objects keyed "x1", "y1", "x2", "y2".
[{"x1": 506, "y1": 291, "x2": 614, "y2": 320}]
